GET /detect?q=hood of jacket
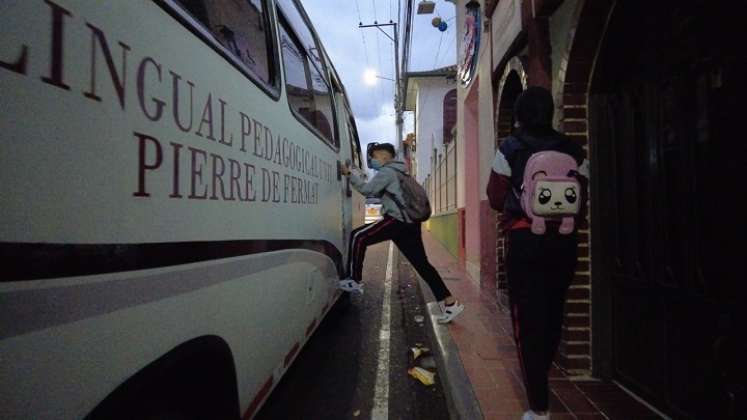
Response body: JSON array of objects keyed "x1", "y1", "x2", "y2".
[
  {"x1": 515, "y1": 128, "x2": 570, "y2": 151},
  {"x1": 382, "y1": 159, "x2": 408, "y2": 173}
]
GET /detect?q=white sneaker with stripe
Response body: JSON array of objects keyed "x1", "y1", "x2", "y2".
[
  {"x1": 436, "y1": 300, "x2": 464, "y2": 324},
  {"x1": 338, "y1": 278, "x2": 364, "y2": 295}
]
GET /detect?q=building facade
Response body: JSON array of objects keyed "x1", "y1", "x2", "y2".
[
  {"x1": 404, "y1": 67, "x2": 460, "y2": 257},
  {"x1": 450, "y1": 0, "x2": 744, "y2": 418}
]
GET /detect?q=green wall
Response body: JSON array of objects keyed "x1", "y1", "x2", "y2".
[{"x1": 425, "y1": 212, "x2": 458, "y2": 258}]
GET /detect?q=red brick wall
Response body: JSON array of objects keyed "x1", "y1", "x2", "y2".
[
  {"x1": 494, "y1": 104, "x2": 513, "y2": 294},
  {"x1": 554, "y1": 0, "x2": 616, "y2": 376},
  {"x1": 556, "y1": 106, "x2": 592, "y2": 375},
  {"x1": 480, "y1": 200, "x2": 498, "y2": 289}
]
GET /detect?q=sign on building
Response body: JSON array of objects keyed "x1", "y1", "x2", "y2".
[
  {"x1": 491, "y1": 0, "x2": 522, "y2": 71},
  {"x1": 458, "y1": 1, "x2": 481, "y2": 85}
]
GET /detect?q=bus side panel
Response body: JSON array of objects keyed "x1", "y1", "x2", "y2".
[
  {"x1": 0, "y1": 0, "x2": 343, "y2": 246},
  {"x1": 0, "y1": 252, "x2": 338, "y2": 419},
  {"x1": 0, "y1": 0, "x2": 345, "y2": 418}
]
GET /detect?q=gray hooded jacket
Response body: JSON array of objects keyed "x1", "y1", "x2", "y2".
[{"x1": 349, "y1": 160, "x2": 408, "y2": 222}]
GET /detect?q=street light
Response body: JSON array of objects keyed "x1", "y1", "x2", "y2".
[
  {"x1": 363, "y1": 68, "x2": 395, "y2": 86},
  {"x1": 364, "y1": 68, "x2": 378, "y2": 86}
]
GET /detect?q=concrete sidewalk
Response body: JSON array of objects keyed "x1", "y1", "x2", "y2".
[{"x1": 411, "y1": 229, "x2": 664, "y2": 420}]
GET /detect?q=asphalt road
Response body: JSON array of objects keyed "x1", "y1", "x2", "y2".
[{"x1": 256, "y1": 242, "x2": 450, "y2": 420}]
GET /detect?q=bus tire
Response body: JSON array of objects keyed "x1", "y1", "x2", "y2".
[{"x1": 85, "y1": 336, "x2": 240, "y2": 420}]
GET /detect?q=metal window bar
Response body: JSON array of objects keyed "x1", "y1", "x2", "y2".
[{"x1": 426, "y1": 140, "x2": 457, "y2": 216}]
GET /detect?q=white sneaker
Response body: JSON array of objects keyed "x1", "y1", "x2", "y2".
[
  {"x1": 436, "y1": 300, "x2": 464, "y2": 324},
  {"x1": 522, "y1": 411, "x2": 549, "y2": 420},
  {"x1": 338, "y1": 278, "x2": 364, "y2": 295}
]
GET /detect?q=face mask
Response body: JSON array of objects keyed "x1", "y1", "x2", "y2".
[{"x1": 369, "y1": 159, "x2": 383, "y2": 170}]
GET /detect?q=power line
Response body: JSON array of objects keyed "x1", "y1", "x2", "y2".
[
  {"x1": 354, "y1": 0, "x2": 370, "y2": 65},
  {"x1": 401, "y1": 0, "x2": 413, "y2": 77},
  {"x1": 432, "y1": 30, "x2": 445, "y2": 69},
  {"x1": 360, "y1": 3, "x2": 403, "y2": 146},
  {"x1": 439, "y1": 29, "x2": 457, "y2": 67},
  {"x1": 432, "y1": 19, "x2": 458, "y2": 69},
  {"x1": 370, "y1": 0, "x2": 390, "y2": 107},
  {"x1": 375, "y1": 28, "x2": 387, "y2": 104}
]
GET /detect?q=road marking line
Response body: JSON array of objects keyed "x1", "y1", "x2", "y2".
[{"x1": 371, "y1": 242, "x2": 394, "y2": 420}]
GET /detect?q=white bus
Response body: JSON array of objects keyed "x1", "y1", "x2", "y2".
[{"x1": 0, "y1": 0, "x2": 366, "y2": 418}]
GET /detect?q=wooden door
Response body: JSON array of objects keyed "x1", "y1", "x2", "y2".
[{"x1": 589, "y1": 1, "x2": 745, "y2": 417}]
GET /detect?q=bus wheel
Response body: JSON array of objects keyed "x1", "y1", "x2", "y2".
[{"x1": 86, "y1": 336, "x2": 240, "y2": 420}]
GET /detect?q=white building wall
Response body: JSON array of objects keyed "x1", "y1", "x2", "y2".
[
  {"x1": 413, "y1": 79, "x2": 456, "y2": 184},
  {"x1": 455, "y1": 0, "x2": 467, "y2": 209}
]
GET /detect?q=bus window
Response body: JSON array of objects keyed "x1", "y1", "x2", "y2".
[
  {"x1": 309, "y1": 65, "x2": 335, "y2": 143},
  {"x1": 279, "y1": 25, "x2": 313, "y2": 119},
  {"x1": 177, "y1": 0, "x2": 273, "y2": 84},
  {"x1": 348, "y1": 117, "x2": 362, "y2": 168},
  {"x1": 277, "y1": 1, "x2": 338, "y2": 147},
  {"x1": 276, "y1": 0, "x2": 325, "y2": 75}
]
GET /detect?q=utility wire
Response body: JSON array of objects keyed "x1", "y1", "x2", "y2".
[
  {"x1": 432, "y1": 30, "x2": 445, "y2": 69},
  {"x1": 354, "y1": 0, "x2": 371, "y2": 65},
  {"x1": 439, "y1": 28, "x2": 457, "y2": 67},
  {"x1": 375, "y1": 30, "x2": 387, "y2": 105},
  {"x1": 432, "y1": 12, "x2": 458, "y2": 69},
  {"x1": 371, "y1": 0, "x2": 392, "y2": 108}
]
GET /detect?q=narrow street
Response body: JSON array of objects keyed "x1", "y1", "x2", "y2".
[
  {"x1": 257, "y1": 242, "x2": 450, "y2": 420},
  {"x1": 2, "y1": 1, "x2": 743, "y2": 419}
]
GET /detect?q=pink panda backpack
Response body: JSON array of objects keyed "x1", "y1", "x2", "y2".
[{"x1": 519, "y1": 151, "x2": 581, "y2": 235}]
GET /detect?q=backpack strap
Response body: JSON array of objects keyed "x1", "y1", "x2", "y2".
[
  {"x1": 385, "y1": 165, "x2": 408, "y2": 176},
  {"x1": 384, "y1": 190, "x2": 411, "y2": 223},
  {"x1": 509, "y1": 135, "x2": 534, "y2": 199},
  {"x1": 511, "y1": 134, "x2": 531, "y2": 151}
]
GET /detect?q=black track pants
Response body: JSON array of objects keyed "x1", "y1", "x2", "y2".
[
  {"x1": 506, "y1": 228, "x2": 578, "y2": 412},
  {"x1": 346, "y1": 216, "x2": 451, "y2": 301}
]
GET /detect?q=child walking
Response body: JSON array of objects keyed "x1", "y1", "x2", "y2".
[{"x1": 487, "y1": 87, "x2": 589, "y2": 420}]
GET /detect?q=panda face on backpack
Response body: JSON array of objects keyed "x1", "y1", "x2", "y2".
[
  {"x1": 520, "y1": 151, "x2": 580, "y2": 235},
  {"x1": 531, "y1": 179, "x2": 579, "y2": 215}
]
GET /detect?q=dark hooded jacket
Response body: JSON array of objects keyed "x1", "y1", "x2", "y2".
[
  {"x1": 488, "y1": 86, "x2": 588, "y2": 229},
  {"x1": 487, "y1": 127, "x2": 588, "y2": 228}
]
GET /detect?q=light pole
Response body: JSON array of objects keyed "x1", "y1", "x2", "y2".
[{"x1": 359, "y1": 21, "x2": 403, "y2": 155}]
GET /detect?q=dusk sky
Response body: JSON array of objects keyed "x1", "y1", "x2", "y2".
[{"x1": 302, "y1": 0, "x2": 457, "y2": 158}]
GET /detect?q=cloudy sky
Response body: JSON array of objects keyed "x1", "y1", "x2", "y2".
[{"x1": 302, "y1": 0, "x2": 457, "y2": 156}]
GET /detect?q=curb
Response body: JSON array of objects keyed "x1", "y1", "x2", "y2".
[{"x1": 403, "y1": 256, "x2": 484, "y2": 420}]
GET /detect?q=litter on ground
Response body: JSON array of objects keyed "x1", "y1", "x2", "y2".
[{"x1": 408, "y1": 366, "x2": 436, "y2": 385}]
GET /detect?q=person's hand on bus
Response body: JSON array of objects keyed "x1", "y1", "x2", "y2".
[{"x1": 340, "y1": 162, "x2": 352, "y2": 176}]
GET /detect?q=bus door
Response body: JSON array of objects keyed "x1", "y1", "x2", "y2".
[
  {"x1": 337, "y1": 110, "x2": 364, "y2": 263},
  {"x1": 330, "y1": 85, "x2": 351, "y2": 259},
  {"x1": 345, "y1": 115, "x2": 365, "y2": 226}
]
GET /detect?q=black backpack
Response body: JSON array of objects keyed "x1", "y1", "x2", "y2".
[{"x1": 385, "y1": 167, "x2": 432, "y2": 223}]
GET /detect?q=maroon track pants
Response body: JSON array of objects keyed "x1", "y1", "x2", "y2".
[{"x1": 346, "y1": 216, "x2": 451, "y2": 301}]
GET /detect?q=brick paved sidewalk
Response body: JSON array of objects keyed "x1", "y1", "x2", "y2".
[{"x1": 420, "y1": 230, "x2": 663, "y2": 420}]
